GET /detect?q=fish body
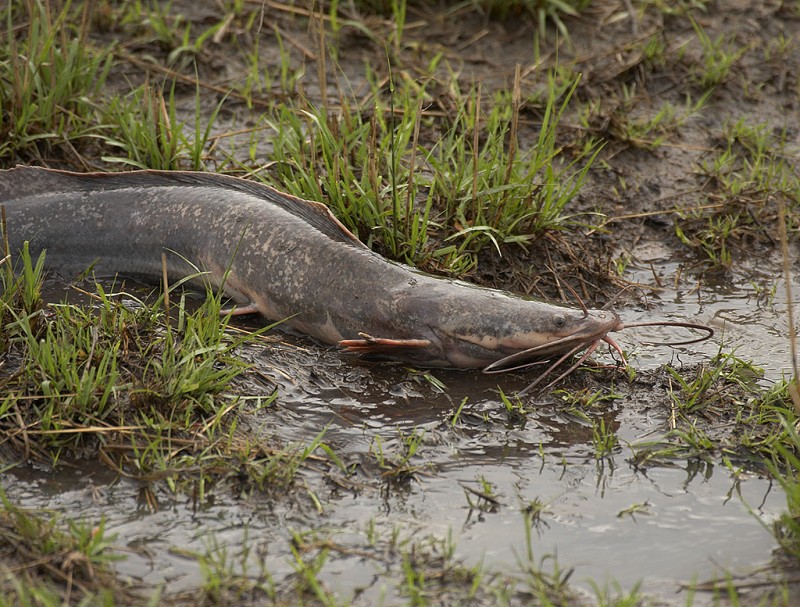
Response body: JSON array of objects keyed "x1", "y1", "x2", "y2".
[{"x1": 0, "y1": 167, "x2": 621, "y2": 369}]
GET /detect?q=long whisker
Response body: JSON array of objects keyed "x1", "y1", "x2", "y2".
[
  {"x1": 603, "y1": 335, "x2": 627, "y2": 363},
  {"x1": 483, "y1": 332, "x2": 596, "y2": 373},
  {"x1": 518, "y1": 335, "x2": 632, "y2": 396},
  {"x1": 618, "y1": 321, "x2": 714, "y2": 346},
  {"x1": 560, "y1": 280, "x2": 589, "y2": 318},
  {"x1": 518, "y1": 341, "x2": 593, "y2": 396},
  {"x1": 482, "y1": 313, "x2": 713, "y2": 397},
  {"x1": 526, "y1": 336, "x2": 628, "y2": 395},
  {"x1": 482, "y1": 353, "x2": 551, "y2": 374}
]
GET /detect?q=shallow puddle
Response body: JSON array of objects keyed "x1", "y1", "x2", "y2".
[{"x1": 2, "y1": 443, "x2": 784, "y2": 603}]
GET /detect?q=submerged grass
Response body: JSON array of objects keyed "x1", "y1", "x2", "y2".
[{"x1": 0, "y1": 487, "x2": 133, "y2": 606}]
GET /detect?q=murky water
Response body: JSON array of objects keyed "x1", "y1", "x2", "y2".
[
  {"x1": 2, "y1": 255, "x2": 797, "y2": 604},
  {"x1": 1, "y1": 421, "x2": 784, "y2": 603}
]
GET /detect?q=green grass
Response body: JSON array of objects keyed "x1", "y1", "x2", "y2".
[
  {"x1": 1, "y1": 0, "x2": 603, "y2": 271},
  {"x1": 0, "y1": 0, "x2": 604, "y2": 274},
  {"x1": 100, "y1": 79, "x2": 225, "y2": 171},
  {"x1": 260, "y1": 68, "x2": 600, "y2": 270},
  {"x1": 263, "y1": 94, "x2": 434, "y2": 262},
  {"x1": 0, "y1": 487, "x2": 130, "y2": 605},
  {"x1": 591, "y1": 416, "x2": 620, "y2": 459},
  {"x1": 630, "y1": 352, "x2": 799, "y2": 468},
  {"x1": 0, "y1": 0, "x2": 113, "y2": 163},
  {"x1": 676, "y1": 118, "x2": 797, "y2": 268},
  {"x1": 1, "y1": 500, "x2": 793, "y2": 606},
  {"x1": 688, "y1": 16, "x2": 749, "y2": 89},
  {"x1": 368, "y1": 426, "x2": 428, "y2": 484},
  {"x1": 426, "y1": 73, "x2": 601, "y2": 270},
  {"x1": 768, "y1": 422, "x2": 800, "y2": 560},
  {"x1": 0, "y1": 243, "x2": 334, "y2": 496},
  {"x1": 588, "y1": 91, "x2": 712, "y2": 151},
  {"x1": 472, "y1": 0, "x2": 591, "y2": 42},
  {"x1": 349, "y1": 0, "x2": 592, "y2": 37}
]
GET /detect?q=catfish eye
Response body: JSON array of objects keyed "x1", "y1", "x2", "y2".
[{"x1": 555, "y1": 315, "x2": 566, "y2": 327}]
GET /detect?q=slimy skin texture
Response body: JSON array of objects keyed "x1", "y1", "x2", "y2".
[{"x1": 0, "y1": 167, "x2": 621, "y2": 369}]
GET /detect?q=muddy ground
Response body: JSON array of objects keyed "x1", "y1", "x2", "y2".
[{"x1": 2, "y1": 0, "x2": 800, "y2": 605}]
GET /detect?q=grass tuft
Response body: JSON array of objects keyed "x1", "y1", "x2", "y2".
[
  {"x1": 0, "y1": 0, "x2": 113, "y2": 163},
  {"x1": 0, "y1": 486, "x2": 129, "y2": 604},
  {"x1": 0, "y1": 242, "x2": 331, "y2": 496}
]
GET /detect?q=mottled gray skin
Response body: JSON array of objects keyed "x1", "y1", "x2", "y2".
[{"x1": 0, "y1": 167, "x2": 621, "y2": 368}]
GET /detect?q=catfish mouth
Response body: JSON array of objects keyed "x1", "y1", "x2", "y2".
[
  {"x1": 472, "y1": 313, "x2": 627, "y2": 397},
  {"x1": 431, "y1": 310, "x2": 623, "y2": 371},
  {"x1": 482, "y1": 311, "x2": 623, "y2": 373},
  {"x1": 484, "y1": 335, "x2": 622, "y2": 396},
  {"x1": 481, "y1": 313, "x2": 715, "y2": 396}
]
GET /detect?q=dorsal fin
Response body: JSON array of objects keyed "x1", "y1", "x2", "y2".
[{"x1": 0, "y1": 166, "x2": 367, "y2": 249}]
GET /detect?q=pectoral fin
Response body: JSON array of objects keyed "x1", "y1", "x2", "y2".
[
  {"x1": 221, "y1": 302, "x2": 261, "y2": 317},
  {"x1": 339, "y1": 333, "x2": 431, "y2": 354}
]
